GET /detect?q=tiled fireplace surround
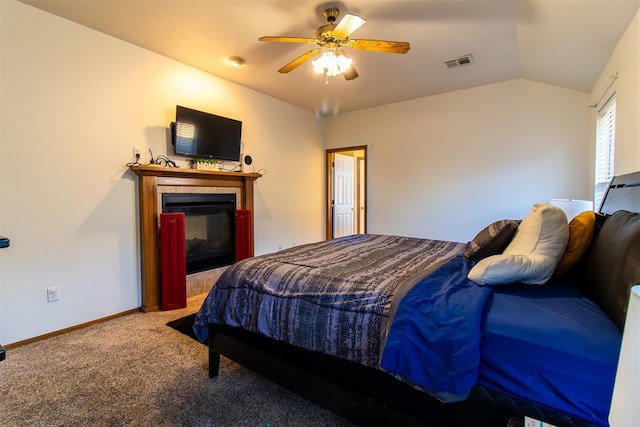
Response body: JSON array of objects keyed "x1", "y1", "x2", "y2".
[{"x1": 132, "y1": 165, "x2": 261, "y2": 312}]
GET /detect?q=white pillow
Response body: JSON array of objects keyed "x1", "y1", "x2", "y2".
[{"x1": 467, "y1": 203, "x2": 569, "y2": 285}]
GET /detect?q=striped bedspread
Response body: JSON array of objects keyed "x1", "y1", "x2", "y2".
[{"x1": 193, "y1": 234, "x2": 465, "y2": 367}]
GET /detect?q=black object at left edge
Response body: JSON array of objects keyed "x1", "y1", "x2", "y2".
[{"x1": 1, "y1": 237, "x2": 8, "y2": 359}]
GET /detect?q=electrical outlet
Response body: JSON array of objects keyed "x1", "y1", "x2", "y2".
[{"x1": 47, "y1": 287, "x2": 59, "y2": 303}]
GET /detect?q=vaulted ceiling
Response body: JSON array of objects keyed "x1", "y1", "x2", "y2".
[{"x1": 19, "y1": 0, "x2": 640, "y2": 116}]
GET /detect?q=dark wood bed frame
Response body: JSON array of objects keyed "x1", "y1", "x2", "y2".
[
  {"x1": 205, "y1": 172, "x2": 640, "y2": 427},
  {"x1": 208, "y1": 324, "x2": 512, "y2": 426}
]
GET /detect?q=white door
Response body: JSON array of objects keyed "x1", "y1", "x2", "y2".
[
  {"x1": 333, "y1": 153, "x2": 355, "y2": 238},
  {"x1": 357, "y1": 157, "x2": 365, "y2": 233}
]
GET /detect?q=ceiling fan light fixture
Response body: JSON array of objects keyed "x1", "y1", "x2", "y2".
[
  {"x1": 312, "y1": 49, "x2": 352, "y2": 77},
  {"x1": 260, "y1": 7, "x2": 408, "y2": 80},
  {"x1": 226, "y1": 56, "x2": 246, "y2": 67}
]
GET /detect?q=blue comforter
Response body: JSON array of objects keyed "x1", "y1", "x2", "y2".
[{"x1": 380, "y1": 255, "x2": 492, "y2": 402}]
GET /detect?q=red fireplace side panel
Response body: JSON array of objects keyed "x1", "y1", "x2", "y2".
[
  {"x1": 235, "y1": 209, "x2": 253, "y2": 262},
  {"x1": 160, "y1": 212, "x2": 187, "y2": 310}
]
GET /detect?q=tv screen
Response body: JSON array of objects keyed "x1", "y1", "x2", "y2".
[{"x1": 173, "y1": 105, "x2": 242, "y2": 161}]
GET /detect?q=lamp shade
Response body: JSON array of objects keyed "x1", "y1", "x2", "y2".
[
  {"x1": 549, "y1": 199, "x2": 594, "y2": 221},
  {"x1": 609, "y1": 285, "x2": 640, "y2": 426}
]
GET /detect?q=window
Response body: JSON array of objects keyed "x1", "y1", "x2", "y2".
[{"x1": 594, "y1": 94, "x2": 615, "y2": 209}]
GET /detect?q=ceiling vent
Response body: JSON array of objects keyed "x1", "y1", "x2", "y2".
[{"x1": 444, "y1": 54, "x2": 473, "y2": 69}]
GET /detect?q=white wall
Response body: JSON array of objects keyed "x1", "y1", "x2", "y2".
[
  {"x1": 0, "y1": 0, "x2": 324, "y2": 344},
  {"x1": 324, "y1": 79, "x2": 589, "y2": 243},
  {"x1": 588, "y1": 9, "x2": 640, "y2": 179}
]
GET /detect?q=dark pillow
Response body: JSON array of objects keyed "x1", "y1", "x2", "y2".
[
  {"x1": 464, "y1": 219, "x2": 520, "y2": 262},
  {"x1": 593, "y1": 212, "x2": 609, "y2": 236},
  {"x1": 581, "y1": 210, "x2": 640, "y2": 331}
]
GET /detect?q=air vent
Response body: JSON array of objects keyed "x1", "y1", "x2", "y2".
[{"x1": 444, "y1": 54, "x2": 473, "y2": 69}]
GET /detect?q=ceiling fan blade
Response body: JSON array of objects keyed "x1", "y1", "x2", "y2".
[
  {"x1": 342, "y1": 65, "x2": 359, "y2": 81},
  {"x1": 259, "y1": 36, "x2": 317, "y2": 44},
  {"x1": 333, "y1": 13, "x2": 366, "y2": 39},
  {"x1": 348, "y1": 39, "x2": 411, "y2": 54},
  {"x1": 278, "y1": 49, "x2": 321, "y2": 73}
]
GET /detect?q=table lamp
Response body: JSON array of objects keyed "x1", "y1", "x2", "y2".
[{"x1": 549, "y1": 199, "x2": 594, "y2": 221}]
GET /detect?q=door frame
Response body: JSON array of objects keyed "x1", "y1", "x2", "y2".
[{"x1": 326, "y1": 145, "x2": 368, "y2": 240}]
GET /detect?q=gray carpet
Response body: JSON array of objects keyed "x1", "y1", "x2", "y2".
[{"x1": 0, "y1": 296, "x2": 352, "y2": 426}]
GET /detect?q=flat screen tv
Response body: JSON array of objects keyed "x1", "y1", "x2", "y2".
[{"x1": 172, "y1": 105, "x2": 242, "y2": 161}]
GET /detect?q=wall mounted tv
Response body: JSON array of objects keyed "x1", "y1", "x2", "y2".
[{"x1": 172, "y1": 105, "x2": 242, "y2": 161}]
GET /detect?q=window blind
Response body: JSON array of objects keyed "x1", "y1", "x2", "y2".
[{"x1": 594, "y1": 95, "x2": 616, "y2": 209}]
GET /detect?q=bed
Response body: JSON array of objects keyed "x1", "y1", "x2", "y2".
[{"x1": 193, "y1": 171, "x2": 640, "y2": 427}]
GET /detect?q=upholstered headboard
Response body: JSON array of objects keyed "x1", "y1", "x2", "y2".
[
  {"x1": 600, "y1": 171, "x2": 640, "y2": 215},
  {"x1": 583, "y1": 170, "x2": 640, "y2": 330}
]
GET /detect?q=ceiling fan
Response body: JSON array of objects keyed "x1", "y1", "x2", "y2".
[{"x1": 259, "y1": 7, "x2": 411, "y2": 81}]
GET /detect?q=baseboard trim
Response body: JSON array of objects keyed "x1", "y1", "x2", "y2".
[{"x1": 4, "y1": 307, "x2": 142, "y2": 349}]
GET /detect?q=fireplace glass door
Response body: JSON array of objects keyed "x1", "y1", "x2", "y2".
[{"x1": 162, "y1": 193, "x2": 236, "y2": 274}]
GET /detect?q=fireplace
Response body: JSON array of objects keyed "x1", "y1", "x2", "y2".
[
  {"x1": 132, "y1": 165, "x2": 260, "y2": 312},
  {"x1": 162, "y1": 193, "x2": 236, "y2": 274}
]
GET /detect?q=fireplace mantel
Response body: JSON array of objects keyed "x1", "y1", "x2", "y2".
[{"x1": 132, "y1": 165, "x2": 261, "y2": 312}]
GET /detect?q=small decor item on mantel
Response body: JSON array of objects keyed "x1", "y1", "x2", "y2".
[{"x1": 192, "y1": 158, "x2": 220, "y2": 171}]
